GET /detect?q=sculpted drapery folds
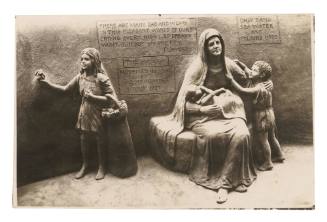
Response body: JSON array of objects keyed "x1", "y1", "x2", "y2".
[{"x1": 150, "y1": 28, "x2": 257, "y2": 204}]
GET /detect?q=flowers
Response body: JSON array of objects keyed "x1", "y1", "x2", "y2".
[{"x1": 102, "y1": 100, "x2": 128, "y2": 121}]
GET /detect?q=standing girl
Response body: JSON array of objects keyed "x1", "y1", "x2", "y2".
[{"x1": 36, "y1": 48, "x2": 118, "y2": 180}]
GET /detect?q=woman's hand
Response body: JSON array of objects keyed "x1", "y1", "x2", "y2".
[
  {"x1": 200, "y1": 104, "x2": 222, "y2": 116},
  {"x1": 263, "y1": 80, "x2": 273, "y2": 91}
]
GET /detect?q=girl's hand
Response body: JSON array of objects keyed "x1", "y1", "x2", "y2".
[
  {"x1": 35, "y1": 69, "x2": 46, "y2": 81},
  {"x1": 34, "y1": 69, "x2": 49, "y2": 86},
  {"x1": 200, "y1": 104, "x2": 222, "y2": 116},
  {"x1": 83, "y1": 89, "x2": 94, "y2": 99}
]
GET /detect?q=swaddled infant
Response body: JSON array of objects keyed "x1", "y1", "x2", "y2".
[{"x1": 185, "y1": 84, "x2": 246, "y2": 120}]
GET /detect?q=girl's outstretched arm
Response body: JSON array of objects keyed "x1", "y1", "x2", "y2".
[{"x1": 36, "y1": 69, "x2": 78, "y2": 93}]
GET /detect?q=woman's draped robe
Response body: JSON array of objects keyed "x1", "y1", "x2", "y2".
[{"x1": 149, "y1": 57, "x2": 257, "y2": 190}]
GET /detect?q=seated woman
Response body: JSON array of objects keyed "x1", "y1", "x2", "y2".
[{"x1": 150, "y1": 28, "x2": 272, "y2": 204}]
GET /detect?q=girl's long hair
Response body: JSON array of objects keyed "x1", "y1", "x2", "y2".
[{"x1": 80, "y1": 48, "x2": 105, "y2": 74}]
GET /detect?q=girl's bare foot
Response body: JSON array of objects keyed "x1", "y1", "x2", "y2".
[
  {"x1": 75, "y1": 165, "x2": 87, "y2": 179},
  {"x1": 216, "y1": 188, "x2": 228, "y2": 204},
  {"x1": 95, "y1": 167, "x2": 105, "y2": 180},
  {"x1": 235, "y1": 184, "x2": 247, "y2": 193}
]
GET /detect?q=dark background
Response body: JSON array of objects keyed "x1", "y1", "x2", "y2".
[{"x1": 16, "y1": 15, "x2": 313, "y2": 186}]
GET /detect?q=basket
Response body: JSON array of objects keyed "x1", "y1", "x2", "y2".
[{"x1": 102, "y1": 100, "x2": 128, "y2": 121}]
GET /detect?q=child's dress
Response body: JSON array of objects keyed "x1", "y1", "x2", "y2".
[
  {"x1": 65, "y1": 72, "x2": 114, "y2": 134},
  {"x1": 252, "y1": 82, "x2": 276, "y2": 132}
]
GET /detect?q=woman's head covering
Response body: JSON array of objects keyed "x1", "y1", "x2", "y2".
[
  {"x1": 178, "y1": 28, "x2": 228, "y2": 92},
  {"x1": 198, "y1": 28, "x2": 227, "y2": 75},
  {"x1": 80, "y1": 48, "x2": 104, "y2": 74}
]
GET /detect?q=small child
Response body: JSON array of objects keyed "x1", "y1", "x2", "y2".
[
  {"x1": 185, "y1": 84, "x2": 228, "y2": 114},
  {"x1": 185, "y1": 84, "x2": 204, "y2": 104},
  {"x1": 227, "y1": 60, "x2": 285, "y2": 171},
  {"x1": 184, "y1": 84, "x2": 246, "y2": 120}
]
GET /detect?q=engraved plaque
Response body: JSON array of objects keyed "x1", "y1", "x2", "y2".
[
  {"x1": 238, "y1": 15, "x2": 281, "y2": 44},
  {"x1": 118, "y1": 66, "x2": 175, "y2": 94},
  {"x1": 97, "y1": 18, "x2": 197, "y2": 58},
  {"x1": 123, "y1": 56, "x2": 169, "y2": 68}
]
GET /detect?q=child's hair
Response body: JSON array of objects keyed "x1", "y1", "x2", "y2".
[
  {"x1": 185, "y1": 85, "x2": 202, "y2": 102},
  {"x1": 80, "y1": 48, "x2": 104, "y2": 74},
  {"x1": 253, "y1": 61, "x2": 272, "y2": 81}
]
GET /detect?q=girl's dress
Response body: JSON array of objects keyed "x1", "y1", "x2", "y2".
[
  {"x1": 66, "y1": 72, "x2": 138, "y2": 177},
  {"x1": 66, "y1": 72, "x2": 113, "y2": 134}
]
